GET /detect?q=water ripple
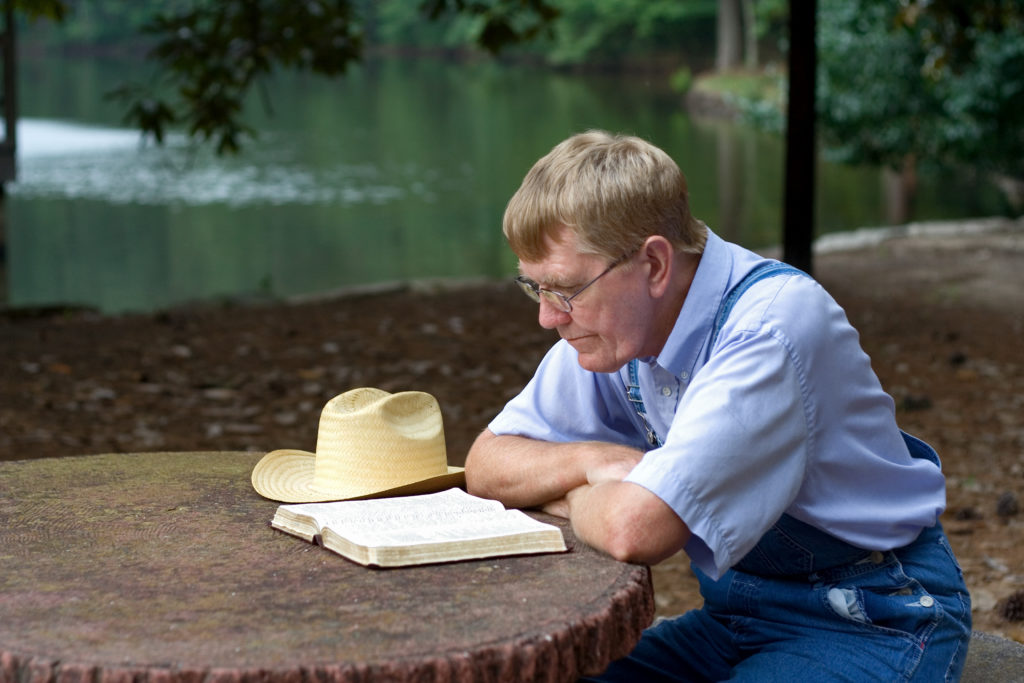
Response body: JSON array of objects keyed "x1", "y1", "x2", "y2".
[{"x1": 7, "y1": 119, "x2": 409, "y2": 207}]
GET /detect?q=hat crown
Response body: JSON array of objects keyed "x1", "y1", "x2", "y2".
[
  {"x1": 250, "y1": 388, "x2": 463, "y2": 503},
  {"x1": 312, "y1": 388, "x2": 447, "y2": 492}
]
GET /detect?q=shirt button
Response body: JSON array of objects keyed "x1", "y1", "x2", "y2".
[
  {"x1": 661, "y1": 386, "x2": 672, "y2": 397},
  {"x1": 680, "y1": 371, "x2": 690, "y2": 381},
  {"x1": 920, "y1": 596, "x2": 935, "y2": 607}
]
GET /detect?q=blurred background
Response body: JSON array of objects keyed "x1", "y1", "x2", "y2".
[{"x1": 1, "y1": 0, "x2": 1021, "y2": 313}]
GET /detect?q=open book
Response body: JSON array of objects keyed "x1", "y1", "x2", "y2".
[{"x1": 270, "y1": 488, "x2": 568, "y2": 567}]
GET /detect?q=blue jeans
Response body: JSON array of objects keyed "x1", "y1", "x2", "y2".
[
  {"x1": 587, "y1": 438, "x2": 972, "y2": 681},
  {"x1": 589, "y1": 522, "x2": 970, "y2": 682}
]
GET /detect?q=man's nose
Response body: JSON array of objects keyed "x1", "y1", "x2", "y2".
[{"x1": 537, "y1": 298, "x2": 571, "y2": 329}]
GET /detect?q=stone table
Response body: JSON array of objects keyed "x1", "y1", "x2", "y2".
[{"x1": 0, "y1": 452, "x2": 654, "y2": 682}]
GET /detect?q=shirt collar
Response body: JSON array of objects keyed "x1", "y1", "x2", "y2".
[{"x1": 652, "y1": 229, "x2": 734, "y2": 378}]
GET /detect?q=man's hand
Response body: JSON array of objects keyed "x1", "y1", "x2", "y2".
[
  {"x1": 586, "y1": 457, "x2": 638, "y2": 485},
  {"x1": 540, "y1": 492, "x2": 576, "y2": 519},
  {"x1": 540, "y1": 452, "x2": 636, "y2": 519}
]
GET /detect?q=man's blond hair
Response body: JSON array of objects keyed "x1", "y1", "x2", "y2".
[{"x1": 503, "y1": 130, "x2": 707, "y2": 262}]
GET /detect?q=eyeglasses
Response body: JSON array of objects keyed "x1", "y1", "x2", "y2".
[{"x1": 515, "y1": 253, "x2": 630, "y2": 313}]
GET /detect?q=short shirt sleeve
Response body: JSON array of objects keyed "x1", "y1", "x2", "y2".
[
  {"x1": 625, "y1": 319, "x2": 810, "y2": 579},
  {"x1": 488, "y1": 340, "x2": 649, "y2": 450}
]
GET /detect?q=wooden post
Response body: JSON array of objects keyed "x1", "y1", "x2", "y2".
[{"x1": 783, "y1": 0, "x2": 816, "y2": 275}]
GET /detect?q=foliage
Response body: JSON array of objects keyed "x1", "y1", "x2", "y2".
[
  {"x1": 817, "y1": 0, "x2": 1024, "y2": 179},
  {"x1": 750, "y1": 0, "x2": 788, "y2": 46},
  {"x1": 375, "y1": 0, "x2": 718, "y2": 66},
  {"x1": 114, "y1": 0, "x2": 556, "y2": 154},
  {"x1": 669, "y1": 66, "x2": 692, "y2": 95},
  {"x1": 106, "y1": 1, "x2": 364, "y2": 155},
  {"x1": 13, "y1": 0, "x2": 723, "y2": 138},
  {"x1": 538, "y1": 0, "x2": 715, "y2": 66},
  {"x1": 11, "y1": 0, "x2": 159, "y2": 45},
  {"x1": 372, "y1": 0, "x2": 474, "y2": 50},
  {"x1": 914, "y1": 2, "x2": 1024, "y2": 179},
  {"x1": 419, "y1": 0, "x2": 560, "y2": 55},
  {"x1": 15, "y1": 0, "x2": 558, "y2": 155},
  {"x1": 817, "y1": 2, "x2": 930, "y2": 168},
  {"x1": 6, "y1": 0, "x2": 67, "y2": 22},
  {"x1": 693, "y1": 68, "x2": 786, "y2": 130},
  {"x1": 697, "y1": 69, "x2": 781, "y2": 103}
]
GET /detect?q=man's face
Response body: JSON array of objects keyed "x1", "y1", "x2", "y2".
[{"x1": 517, "y1": 226, "x2": 654, "y2": 373}]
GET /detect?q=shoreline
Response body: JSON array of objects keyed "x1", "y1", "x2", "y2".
[
  {"x1": 2, "y1": 215, "x2": 1020, "y2": 319},
  {"x1": 810, "y1": 215, "x2": 1024, "y2": 254}
]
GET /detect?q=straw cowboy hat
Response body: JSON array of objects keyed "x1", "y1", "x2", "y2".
[{"x1": 251, "y1": 388, "x2": 465, "y2": 502}]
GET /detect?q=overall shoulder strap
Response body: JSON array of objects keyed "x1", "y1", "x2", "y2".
[
  {"x1": 623, "y1": 261, "x2": 806, "y2": 449},
  {"x1": 709, "y1": 261, "x2": 805, "y2": 349},
  {"x1": 625, "y1": 358, "x2": 661, "y2": 447}
]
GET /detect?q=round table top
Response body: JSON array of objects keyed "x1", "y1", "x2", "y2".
[{"x1": 0, "y1": 452, "x2": 654, "y2": 682}]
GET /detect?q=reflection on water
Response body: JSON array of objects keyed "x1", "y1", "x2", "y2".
[
  {"x1": 7, "y1": 110, "x2": 517, "y2": 313},
  {"x1": 16, "y1": 119, "x2": 139, "y2": 156},
  {"x1": 4, "y1": 57, "x2": 1012, "y2": 313},
  {"x1": 13, "y1": 120, "x2": 414, "y2": 207}
]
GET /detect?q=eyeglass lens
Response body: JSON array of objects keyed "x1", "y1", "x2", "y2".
[
  {"x1": 514, "y1": 250, "x2": 632, "y2": 313},
  {"x1": 515, "y1": 277, "x2": 572, "y2": 312}
]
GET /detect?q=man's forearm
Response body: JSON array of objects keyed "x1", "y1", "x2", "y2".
[
  {"x1": 464, "y1": 430, "x2": 590, "y2": 509},
  {"x1": 464, "y1": 430, "x2": 645, "y2": 511},
  {"x1": 466, "y1": 430, "x2": 690, "y2": 565},
  {"x1": 567, "y1": 481, "x2": 692, "y2": 566}
]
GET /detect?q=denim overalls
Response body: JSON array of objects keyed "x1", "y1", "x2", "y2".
[
  {"x1": 589, "y1": 437, "x2": 971, "y2": 681},
  {"x1": 592, "y1": 264, "x2": 972, "y2": 681}
]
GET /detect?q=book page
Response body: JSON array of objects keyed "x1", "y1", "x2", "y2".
[
  {"x1": 278, "y1": 488, "x2": 523, "y2": 546},
  {"x1": 339, "y1": 508, "x2": 558, "y2": 548}
]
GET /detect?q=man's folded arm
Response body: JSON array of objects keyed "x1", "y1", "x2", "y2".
[
  {"x1": 566, "y1": 480, "x2": 692, "y2": 565},
  {"x1": 464, "y1": 428, "x2": 644, "y2": 512}
]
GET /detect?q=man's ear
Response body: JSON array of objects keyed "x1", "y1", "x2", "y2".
[{"x1": 639, "y1": 236, "x2": 675, "y2": 298}]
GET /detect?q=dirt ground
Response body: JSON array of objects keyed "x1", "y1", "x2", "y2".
[{"x1": 1, "y1": 219, "x2": 1022, "y2": 641}]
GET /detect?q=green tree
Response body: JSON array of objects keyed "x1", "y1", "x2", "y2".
[
  {"x1": 817, "y1": 0, "x2": 1024, "y2": 216},
  {"x1": 716, "y1": 0, "x2": 742, "y2": 70},
  {"x1": 716, "y1": 0, "x2": 789, "y2": 72},
  {"x1": 910, "y1": 1, "x2": 1024, "y2": 179},
  {"x1": 501, "y1": 0, "x2": 715, "y2": 67}
]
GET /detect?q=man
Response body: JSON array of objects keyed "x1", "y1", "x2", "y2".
[{"x1": 465, "y1": 130, "x2": 971, "y2": 681}]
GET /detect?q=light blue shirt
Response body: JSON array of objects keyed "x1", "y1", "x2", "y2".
[{"x1": 488, "y1": 230, "x2": 946, "y2": 579}]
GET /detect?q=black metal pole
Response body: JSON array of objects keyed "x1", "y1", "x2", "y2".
[
  {"x1": 1, "y1": 1, "x2": 15, "y2": 181},
  {"x1": 0, "y1": 3, "x2": 15, "y2": 305},
  {"x1": 783, "y1": 0, "x2": 816, "y2": 275}
]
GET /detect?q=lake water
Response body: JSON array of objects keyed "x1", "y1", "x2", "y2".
[{"x1": 3, "y1": 55, "x2": 1010, "y2": 313}]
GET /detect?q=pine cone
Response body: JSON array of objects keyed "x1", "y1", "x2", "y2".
[{"x1": 997, "y1": 590, "x2": 1024, "y2": 622}]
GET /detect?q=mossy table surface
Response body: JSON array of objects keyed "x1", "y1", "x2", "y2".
[{"x1": 0, "y1": 452, "x2": 654, "y2": 682}]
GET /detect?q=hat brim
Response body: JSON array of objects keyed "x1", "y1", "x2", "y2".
[{"x1": 250, "y1": 448, "x2": 466, "y2": 503}]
